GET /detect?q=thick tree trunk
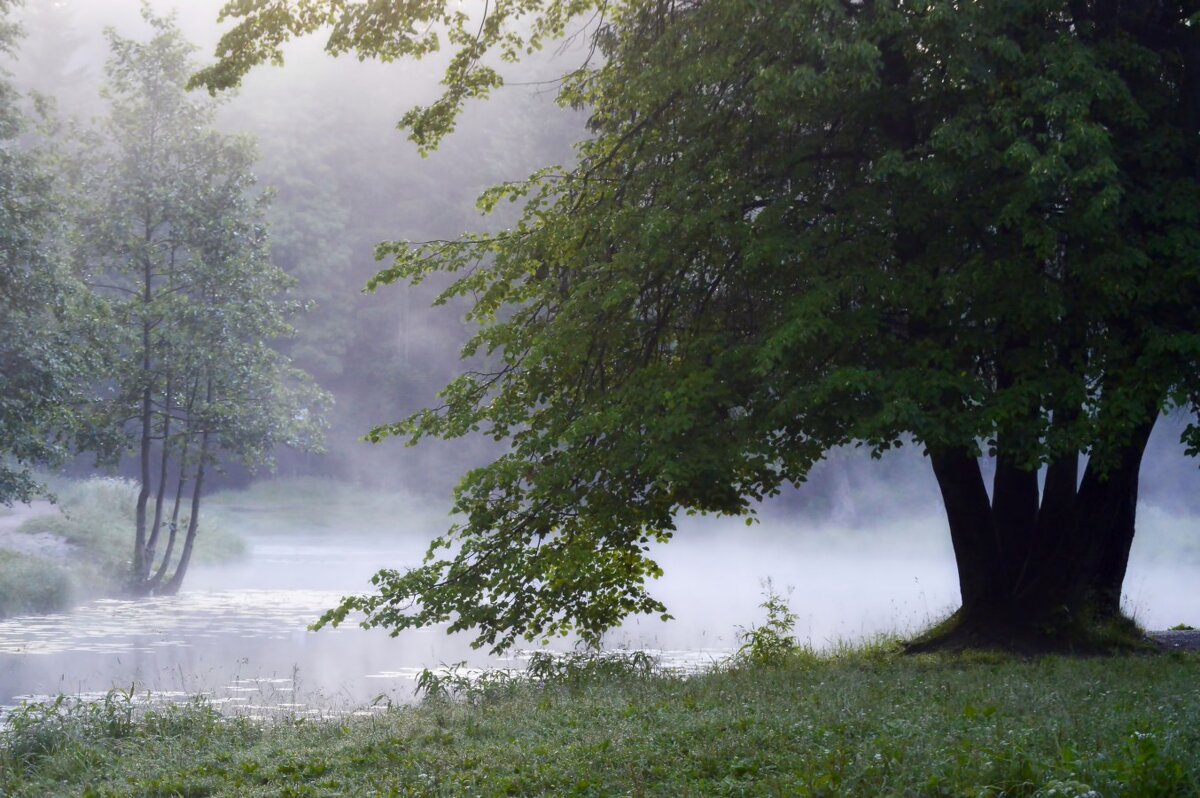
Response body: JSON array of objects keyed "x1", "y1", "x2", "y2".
[
  {"x1": 1069, "y1": 421, "x2": 1154, "y2": 616},
  {"x1": 929, "y1": 447, "x2": 1002, "y2": 611},
  {"x1": 915, "y1": 418, "x2": 1157, "y2": 652}
]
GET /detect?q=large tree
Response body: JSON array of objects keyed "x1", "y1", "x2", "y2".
[
  {"x1": 78, "y1": 10, "x2": 328, "y2": 595},
  {"x1": 197, "y1": 0, "x2": 1200, "y2": 651}
]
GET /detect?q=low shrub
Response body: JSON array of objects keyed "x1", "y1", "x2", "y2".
[{"x1": 0, "y1": 550, "x2": 73, "y2": 616}]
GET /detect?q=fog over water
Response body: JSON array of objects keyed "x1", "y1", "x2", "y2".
[
  {"x1": 0, "y1": 0, "x2": 1197, "y2": 718},
  {"x1": 1, "y1": 471, "x2": 1195, "y2": 717}
]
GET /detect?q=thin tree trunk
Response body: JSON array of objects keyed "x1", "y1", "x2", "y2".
[
  {"x1": 147, "y1": 445, "x2": 188, "y2": 591},
  {"x1": 161, "y1": 377, "x2": 212, "y2": 596},
  {"x1": 147, "y1": 378, "x2": 199, "y2": 592},
  {"x1": 145, "y1": 377, "x2": 172, "y2": 570},
  {"x1": 133, "y1": 263, "x2": 154, "y2": 583}
]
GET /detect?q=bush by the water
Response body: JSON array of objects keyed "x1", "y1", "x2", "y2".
[
  {"x1": 0, "y1": 647, "x2": 1196, "y2": 796},
  {"x1": 0, "y1": 550, "x2": 72, "y2": 617}
]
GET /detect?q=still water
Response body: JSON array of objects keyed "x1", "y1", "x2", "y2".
[
  {"x1": 0, "y1": 508, "x2": 1194, "y2": 721},
  {"x1": 0, "y1": 533, "x2": 738, "y2": 721}
]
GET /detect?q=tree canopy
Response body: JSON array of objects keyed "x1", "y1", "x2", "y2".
[
  {"x1": 75, "y1": 10, "x2": 329, "y2": 593},
  {"x1": 199, "y1": 0, "x2": 1200, "y2": 651},
  {"x1": 0, "y1": 0, "x2": 89, "y2": 506}
]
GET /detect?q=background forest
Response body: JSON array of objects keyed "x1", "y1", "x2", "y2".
[
  {"x1": 4, "y1": 0, "x2": 582, "y2": 496},
  {"x1": 10, "y1": 0, "x2": 1200, "y2": 512}
]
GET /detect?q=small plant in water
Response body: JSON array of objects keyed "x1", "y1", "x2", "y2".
[{"x1": 735, "y1": 580, "x2": 801, "y2": 667}]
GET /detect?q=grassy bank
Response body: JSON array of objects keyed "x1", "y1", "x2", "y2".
[
  {"x1": 0, "y1": 478, "x2": 245, "y2": 617},
  {"x1": 1, "y1": 648, "x2": 1197, "y2": 797}
]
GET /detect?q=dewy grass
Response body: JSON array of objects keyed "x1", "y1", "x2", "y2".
[{"x1": 1, "y1": 648, "x2": 1196, "y2": 797}]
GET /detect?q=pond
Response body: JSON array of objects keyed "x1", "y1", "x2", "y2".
[{"x1": 0, "y1": 507, "x2": 1194, "y2": 722}]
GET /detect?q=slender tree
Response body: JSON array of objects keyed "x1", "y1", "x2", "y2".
[
  {"x1": 78, "y1": 9, "x2": 328, "y2": 594},
  {"x1": 198, "y1": 0, "x2": 1200, "y2": 651}
]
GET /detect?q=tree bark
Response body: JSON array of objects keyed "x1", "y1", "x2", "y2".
[
  {"x1": 145, "y1": 377, "x2": 172, "y2": 571},
  {"x1": 161, "y1": 377, "x2": 212, "y2": 596},
  {"x1": 146, "y1": 444, "x2": 188, "y2": 592},
  {"x1": 1070, "y1": 419, "x2": 1155, "y2": 617},
  {"x1": 918, "y1": 415, "x2": 1157, "y2": 652},
  {"x1": 929, "y1": 447, "x2": 1002, "y2": 612},
  {"x1": 133, "y1": 265, "x2": 154, "y2": 584}
]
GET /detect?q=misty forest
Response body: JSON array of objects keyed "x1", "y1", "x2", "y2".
[{"x1": 0, "y1": 0, "x2": 1198, "y2": 795}]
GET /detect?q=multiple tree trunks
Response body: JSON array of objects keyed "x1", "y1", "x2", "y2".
[{"x1": 920, "y1": 419, "x2": 1157, "y2": 652}]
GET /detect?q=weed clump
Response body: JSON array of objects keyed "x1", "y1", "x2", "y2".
[{"x1": 414, "y1": 649, "x2": 660, "y2": 703}]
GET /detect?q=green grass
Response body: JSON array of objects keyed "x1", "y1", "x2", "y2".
[
  {"x1": 0, "y1": 478, "x2": 247, "y2": 616},
  {"x1": 1, "y1": 649, "x2": 1197, "y2": 797},
  {"x1": 0, "y1": 549, "x2": 73, "y2": 617}
]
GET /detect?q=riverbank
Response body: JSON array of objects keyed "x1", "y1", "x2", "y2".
[
  {"x1": 0, "y1": 479, "x2": 246, "y2": 617},
  {"x1": 1, "y1": 648, "x2": 1196, "y2": 796}
]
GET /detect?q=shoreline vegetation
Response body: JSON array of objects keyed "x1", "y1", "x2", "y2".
[
  {"x1": 0, "y1": 475, "x2": 444, "y2": 619},
  {"x1": 0, "y1": 477, "x2": 245, "y2": 618},
  {"x1": 1, "y1": 645, "x2": 1197, "y2": 796}
]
